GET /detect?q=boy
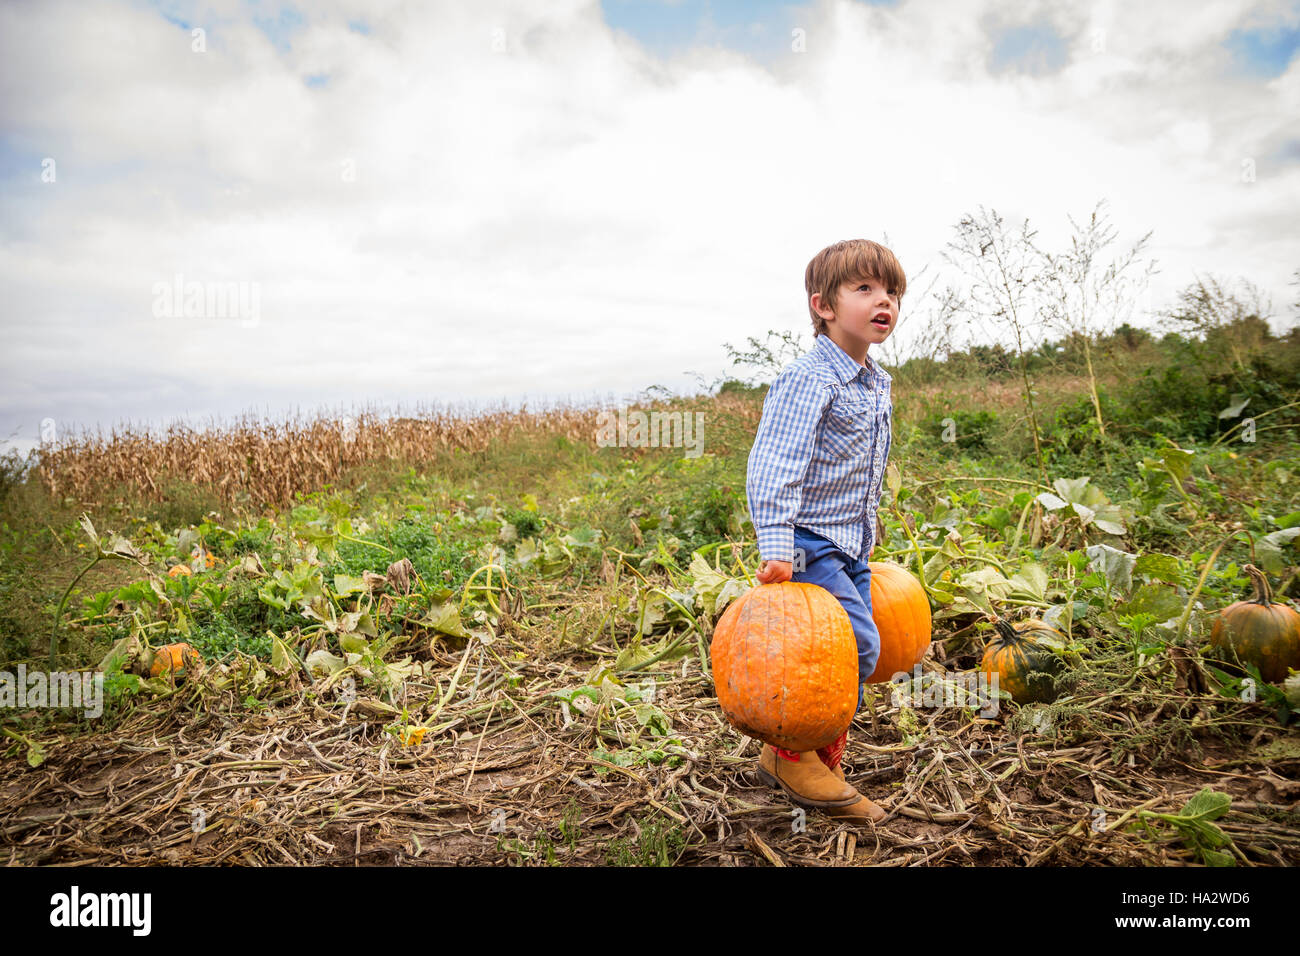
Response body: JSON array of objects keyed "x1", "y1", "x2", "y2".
[{"x1": 744, "y1": 239, "x2": 905, "y2": 823}]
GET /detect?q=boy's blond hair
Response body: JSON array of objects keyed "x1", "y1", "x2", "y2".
[{"x1": 805, "y1": 239, "x2": 907, "y2": 337}]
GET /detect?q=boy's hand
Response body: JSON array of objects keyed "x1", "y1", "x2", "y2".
[{"x1": 757, "y1": 559, "x2": 792, "y2": 584}]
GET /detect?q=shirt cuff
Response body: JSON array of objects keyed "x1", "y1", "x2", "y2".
[{"x1": 756, "y1": 525, "x2": 794, "y2": 563}]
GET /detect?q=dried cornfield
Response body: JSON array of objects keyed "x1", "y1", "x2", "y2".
[{"x1": 34, "y1": 396, "x2": 761, "y2": 511}]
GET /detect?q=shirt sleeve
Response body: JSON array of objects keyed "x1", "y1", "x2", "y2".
[
  {"x1": 879, "y1": 405, "x2": 893, "y2": 503},
  {"x1": 746, "y1": 366, "x2": 828, "y2": 562},
  {"x1": 867, "y1": 390, "x2": 892, "y2": 553}
]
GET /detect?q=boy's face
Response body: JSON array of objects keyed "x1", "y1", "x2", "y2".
[{"x1": 815, "y1": 274, "x2": 900, "y2": 354}]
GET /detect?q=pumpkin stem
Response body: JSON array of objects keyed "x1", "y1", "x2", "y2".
[
  {"x1": 991, "y1": 617, "x2": 1021, "y2": 644},
  {"x1": 1243, "y1": 564, "x2": 1273, "y2": 606}
]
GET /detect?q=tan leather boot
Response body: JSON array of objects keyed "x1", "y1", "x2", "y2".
[
  {"x1": 819, "y1": 730, "x2": 847, "y2": 781},
  {"x1": 819, "y1": 740, "x2": 887, "y2": 822},
  {"x1": 757, "y1": 745, "x2": 860, "y2": 808},
  {"x1": 826, "y1": 792, "x2": 887, "y2": 823}
]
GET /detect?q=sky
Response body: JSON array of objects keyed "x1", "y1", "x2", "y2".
[{"x1": 2, "y1": 0, "x2": 1298, "y2": 455}]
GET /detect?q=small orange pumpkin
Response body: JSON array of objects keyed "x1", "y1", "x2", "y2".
[
  {"x1": 1210, "y1": 564, "x2": 1300, "y2": 684},
  {"x1": 866, "y1": 561, "x2": 933, "y2": 683},
  {"x1": 149, "y1": 642, "x2": 204, "y2": 680},
  {"x1": 980, "y1": 616, "x2": 1064, "y2": 704},
  {"x1": 167, "y1": 564, "x2": 192, "y2": 578},
  {"x1": 710, "y1": 581, "x2": 858, "y2": 752}
]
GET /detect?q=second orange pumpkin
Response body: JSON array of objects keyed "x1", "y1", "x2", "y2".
[{"x1": 865, "y1": 561, "x2": 933, "y2": 683}]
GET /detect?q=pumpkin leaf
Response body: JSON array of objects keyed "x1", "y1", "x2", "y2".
[
  {"x1": 339, "y1": 610, "x2": 378, "y2": 637},
  {"x1": 1086, "y1": 543, "x2": 1136, "y2": 595},
  {"x1": 1180, "y1": 788, "x2": 1231, "y2": 823},
  {"x1": 957, "y1": 566, "x2": 1014, "y2": 597},
  {"x1": 1092, "y1": 511, "x2": 1128, "y2": 536},
  {"x1": 955, "y1": 567, "x2": 1013, "y2": 615},
  {"x1": 305, "y1": 649, "x2": 347, "y2": 678},
  {"x1": 1053, "y1": 477, "x2": 1090, "y2": 504},
  {"x1": 562, "y1": 526, "x2": 603, "y2": 550},
  {"x1": 1199, "y1": 847, "x2": 1236, "y2": 867},
  {"x1": 1256, "y1": 527, "x2": 1300, "y2": 575},
  {"x1": 1008, "y1": 562, "x2": 1048, "y2": 601},
  {"x1": 97, "y1": 631, "x2": 146, "y2": 675},
  {"x1": 1136, "y1": 788, "x2": 1237, "y2": 866},
  {"x1": 689, "y1": 553, "x2": 746, "y2": 619},
  {"x1": 1135, "y1": 553, "x2": 1182, "y2": 584},
  {"x1": 138, "y1": 676, "x2": 175, "y2": 696},
  {"x1": 333, "y1": 574, "x2": 369, "y2": 597},
  {"x1": 926, "y1": 583, "x2": 956, "y2": 605},
  {"x1": 270, "y1": 632, "x2": 299, "y2": 675},
  {"x1": 1042, "y1": 601, "x2": 1089, "y2": 635},
  {"x1": 4, "y1": 728, "x2": 49, "y2": 768},
  {"x1": 78, "y1": 513, "x2": 100, "y2": 548},
  {"x1": 1035, "y1": 491, "x2": 1067, "y2": 511},
  {"x1": 107, "y1": 536, "x2": 144, "y2": 561},
  {"x1": 339, "y1": 633, "x2": 370, "y2": 655},
  {"x1": 537, "y1": 538, "x2": 575, "y2": 576},
  {"x1": 382, "y1": 656, "x2": 426, "y2": 687},
  {"x1": 423, "y1": 598, "x2": 470, "y2": 639},
  {"x1": 513, "y1": 537, "x2": 540, "y2": 567},
  {"x1": 1159, "y1": 447, "x2": 1195, "y2": 483},
  {"x1": 614, "y1": 637, "x2": 658, "y2": 672},
  {"x1": 1116, "y1": 584, "x2": 1185, "y2": 623}
]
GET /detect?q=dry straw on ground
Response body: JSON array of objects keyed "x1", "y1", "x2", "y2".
[{"x1": 3, "y1": 615, "x2": 1296, "y2": 867}]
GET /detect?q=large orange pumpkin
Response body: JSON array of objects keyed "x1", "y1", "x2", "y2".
[
  {"x1": 865, "y1": 562, "x2": 933, "y2": 683},
  {"x1": 710, "y1": 582, "x2": 858, "y2": 752},
  {"x1": 1210, "y1": 564, "x2": 1300, "y2": 684}
]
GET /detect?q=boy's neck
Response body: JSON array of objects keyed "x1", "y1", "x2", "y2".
[{"x1": 825, "y1": 328, "x2": 872, "y2": 369}]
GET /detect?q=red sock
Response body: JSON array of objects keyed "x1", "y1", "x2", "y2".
[
  {"x1": 816, "y1": 730, "x2": 847, "y2": 769},
  {"x1": 773, "y1": 745, "x2": 801, "y2": 763}
]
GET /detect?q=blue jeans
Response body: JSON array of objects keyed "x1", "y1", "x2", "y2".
[{"x1": 790, "y1": 526, "x2": 880, "y2": 713}]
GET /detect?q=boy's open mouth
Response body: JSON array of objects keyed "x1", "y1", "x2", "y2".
[{"x1": 871, "y1": 315, "x2": 891, "y2": 329}]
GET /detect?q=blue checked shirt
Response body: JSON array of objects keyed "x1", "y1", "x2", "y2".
[{"x1": 746, "y1": 334, "x2": 893, "y2": 563}]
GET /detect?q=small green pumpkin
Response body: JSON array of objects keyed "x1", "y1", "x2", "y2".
[{"x1": 980, "y1": 617, "x2": 1064, "y2": 704}]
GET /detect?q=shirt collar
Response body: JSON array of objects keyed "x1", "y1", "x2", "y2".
[{"x1": 815, "y1": 334, "x2": 887, "y2": 385}]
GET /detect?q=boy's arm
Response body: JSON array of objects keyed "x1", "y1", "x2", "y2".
[{"x1": 746, "y1": 366, "x2": 827, "y2": 563}]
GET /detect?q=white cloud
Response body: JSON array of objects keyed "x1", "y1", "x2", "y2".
[{"x1": 1, "y1": 0, "x2": 1297, "y2": 449}]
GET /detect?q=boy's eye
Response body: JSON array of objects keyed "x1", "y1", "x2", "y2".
[{"x1": 859, "y1": 283, "x2": 899, "y2": 296}]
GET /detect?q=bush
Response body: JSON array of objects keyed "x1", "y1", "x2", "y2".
[
  {"x1": 0, "y1": 448, "x2": 32, "y2": 511},
  {"x1": 925, "y1": 409, "x2": 999, "y2": 453},
  {"x1": 502, "y1": 507, "x2": 545, "y2": 539}
]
